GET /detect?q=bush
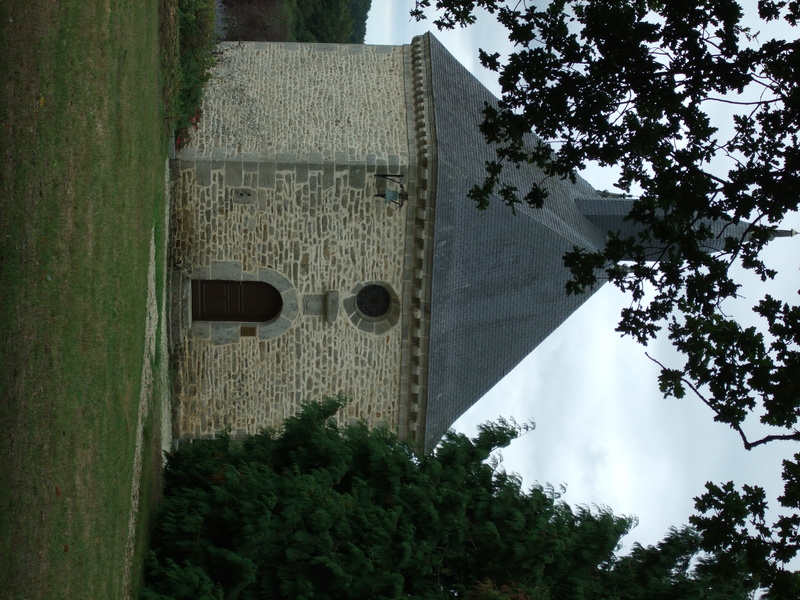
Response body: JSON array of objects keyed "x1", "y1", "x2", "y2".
[{"x1": 172, "y1": 0, "x2": 217, "y2": 144}]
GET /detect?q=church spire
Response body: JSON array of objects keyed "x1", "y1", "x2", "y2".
[{"x1": 772, "y1": 228, "x2": 798, "y2": 238}]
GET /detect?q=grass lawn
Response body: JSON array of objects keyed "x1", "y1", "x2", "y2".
[{"x1": 0, "y1": 1, "x2": 175, "y2": 597}]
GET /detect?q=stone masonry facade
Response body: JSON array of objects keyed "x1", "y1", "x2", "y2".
[{"x1": 170, "y1": 41, "x2": 425, "y2": 440}]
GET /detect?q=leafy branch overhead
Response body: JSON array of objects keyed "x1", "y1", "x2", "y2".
[{"x1": 415, "y1": 1, "x2": 799, "y2": 596}]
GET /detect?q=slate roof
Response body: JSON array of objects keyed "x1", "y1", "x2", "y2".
[
  {"x1": 422, "y1": 34, "x2": 619, "y2": 449},
  {"x1": 419, "y1": 34, "x2": 756, "y2": 449}
]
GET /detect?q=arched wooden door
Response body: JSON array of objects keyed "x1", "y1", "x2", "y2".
[{"x1": 192, "y1": 280, "x2": 283, "y2": 322}]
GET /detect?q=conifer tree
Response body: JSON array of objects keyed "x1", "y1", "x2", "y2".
[{"x1": 143, "y1": 398, "x2": 759, "y2": 600}]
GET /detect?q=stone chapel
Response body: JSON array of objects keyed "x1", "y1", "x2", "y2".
[{"x1": 168, "y1": 33, "x2": 647, "y2": 450}]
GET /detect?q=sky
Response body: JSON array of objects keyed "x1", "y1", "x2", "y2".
[{"x1": 365, "y1": 1, "x2": 800, "y2": 554}]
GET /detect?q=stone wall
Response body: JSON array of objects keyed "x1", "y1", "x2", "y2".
[
  {"x1": 170, "y1": 41, "x2": 414, "y2": 439},
  {"x1": 180, "y1": 41, "x2": 409, "y2": 164}
]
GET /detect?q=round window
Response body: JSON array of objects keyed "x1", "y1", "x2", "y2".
[
  {"x1": 356, "y1": 284, "x2": 392, "y2": 320},
  {"x1": 344, "y1": 281, "x2": 400, "y2": 334}
]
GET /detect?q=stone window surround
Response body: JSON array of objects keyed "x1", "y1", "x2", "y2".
[
  {"x1": 189, "y1": 260, "x2": 299, "y2": 345},
  {"x1": 344, "y1": 281, "x2": 401, "y2": 335},
  {"x1": 355, "y1": 284, "x2": 393, "y2": 320}
]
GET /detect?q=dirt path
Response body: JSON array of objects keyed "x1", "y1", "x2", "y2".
[{"x1": 122, "y1": 163, "x2": 173, "y2": 599}]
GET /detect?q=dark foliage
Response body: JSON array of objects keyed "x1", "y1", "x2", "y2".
[
  {"x1": 220, "y1": 0, "x2": 371, "y2": 43},
  {"x1": 219, "y1": 0, "x2": 292, "y2": 42},
  {"x1": 347, "y1": 0, "x2": 372, "y2": 43},
  {"x1": 173, "y1": 0, "x2": 217, "y2": 139},
  {"x1": 143, "y1": 398, "x2": 757, "y2": 600}
]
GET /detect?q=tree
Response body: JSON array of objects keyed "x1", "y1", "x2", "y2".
[
  {"x1": 142, "y1": 398, "x2": 757, "y2": 599},
  {"x1": 412, "y1": 1, "x2": 799, "y2": 597},
  {"x1": 292, "y1": 0, "x2": 354, "y2": 43},
  {"x1": 348, "y1": 0, "x2": 373, "y2": 43},
  {"x1": 220, "y1": 1, "x2": 371, "y2": 44}
]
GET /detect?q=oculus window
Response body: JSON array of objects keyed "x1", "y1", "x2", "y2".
[
  {"x1": 344, "y1": 281, "x2": 401, "y2": 335},
  {"x1": 356, "y1": 284, "x2": 392, "y2": 320}
]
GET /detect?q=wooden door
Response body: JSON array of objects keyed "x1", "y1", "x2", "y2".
[{"x1": 192, "y1": 280, "x2": 282, "y2": 322}]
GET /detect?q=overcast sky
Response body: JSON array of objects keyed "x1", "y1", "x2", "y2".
[{"x1": 366, "y1": 1, "x2": 800, "y2": 554}]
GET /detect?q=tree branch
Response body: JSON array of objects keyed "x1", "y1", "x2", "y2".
[
  {"x1": 644, "y1": 353, "x2": 800, "y2": 450},
  {"x1": 699, "y1": 97, "x2": 782, "y2": 106}
]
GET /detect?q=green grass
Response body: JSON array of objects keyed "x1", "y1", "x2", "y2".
[{"x1": 0, "y1": 0, "x2": 175, "y2": 597}]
